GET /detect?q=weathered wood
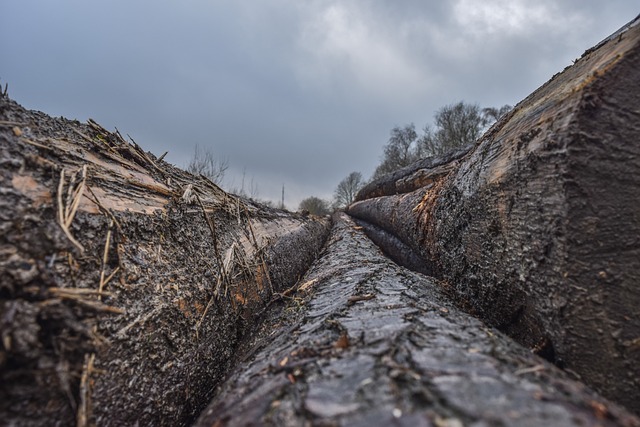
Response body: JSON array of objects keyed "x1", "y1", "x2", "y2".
[
  {"x1": 355, "y1": 144, "x2": 472, "y2": 202},
  {"x1": 0, "y1": 96, "x2": 330, "y2": 426},
  {"x1": 352, "y1": 218, "x2": 432, "y2": 276},
  {"x1": 196, "y1": 214, "x2": 640, "y2": 426},
  {"x1": 348, "y1": 16, "x2": 640, "y2": 413},
  {"x1": 3, "y1": 16, "x2": 640, "y2": 425}
]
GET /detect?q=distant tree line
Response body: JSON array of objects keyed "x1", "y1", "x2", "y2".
[
  {"x1": 373, "y1": 102, "x2": 511, "y2": 179},
  {"x1": 186, "y1": 144, "x2": 229, "y2": 185},
  {"x1": 298, "y1": 171, "x2": 365, "y2": 216},
  {"x1": 184, "y1": 101, "x2": 510, "y2": 214},
  {"x1": 298, "y1": 101, "x2": 510, "y2": 214},
  {"x1": 298, "y1": 196, "x2": 330, "y2": 216}
]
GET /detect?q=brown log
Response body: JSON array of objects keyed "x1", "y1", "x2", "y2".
[
  {"x1": 3, "y1": 15, "x2": 640, "y2": 425},
  {"x1": 0, "y1": 97, "x2": 330, "y2": 426},
  {"x1": 348, "y1": 16, "x2": 640, "y2": 413},
  {"x1": 355, "y1": 144, "x2": 472, "y2": 202},
  {"x1": 195, "y1": 213, "x2": 640, "y2": 426}
]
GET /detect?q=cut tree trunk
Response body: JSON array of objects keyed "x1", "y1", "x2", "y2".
[
  {"x1": 3, "y1": 15, "x2": 640, "y2": 426},
  {"x1": 0, "y1": 97, "x2": 330, "y2": 426},
  {"x1": 195, "y1": 213, "x2": 640, "y2": 426},
  {"x1": 354, "y1": 144, "x2": 473, "y2": 202},
  {"x1": 347, "y1": 16, "x2": 640, "y2": 413}
]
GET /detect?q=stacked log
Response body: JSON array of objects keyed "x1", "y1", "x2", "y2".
[
  {"x1": 195, "y1": 214, "x2": 640, "y2": 426},
  {"x1": 348, "y1": 16, "x2": 640, "y2": 413},
  {"x1": 0, "y1": 97, "x2": 329, "y2": 426},
  {"x1": 2, "y1": 14, "x2": 640, "y2": 426}
]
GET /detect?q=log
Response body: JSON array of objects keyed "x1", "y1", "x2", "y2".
[
  {"x1": 195, "y1": 213, "x2": 640, "y2": 426},
  {"x1": 3, "y1": 16, "x2": 640, "y2": 425},
  {"x1": 354, "y1": 144, "x2": 473, "y2": 202},
  {"x1": 347, "y1": 16, "x2": 640, "y2": 413},
  {"x1": 0, "y1": 96, "x2": 330, "y2": 426}
]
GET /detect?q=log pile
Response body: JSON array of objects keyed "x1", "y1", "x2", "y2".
[
  {"x1": 348, "y1": 16, "x2": 640, "y2": 413},
  {"x1": 0, "y1": 97, "x2": 329, "y2": 426},
  {"x1": 1, "y1": 14, "x2": 640, "y2": 427},
  {"x1": 195, "y1": 214, "x2": 640, "y2": 426}
]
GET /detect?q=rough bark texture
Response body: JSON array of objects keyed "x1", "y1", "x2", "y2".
[
  {"x1": 355, "y1": 145, "x2": 473, "y2": 202},
  {"x1": 3, "y1": 15, "x2": 640, "y2": 427},
  {"x1": 352, "y1": 218, "x2": 432, "y2": 276},
  {"x1": 348, "y1": 17, "x2": 640, "y2": 413},
  {"x1": 196, "y1": 214, "x2": 640, "y2": 426},
  {"x1": 0, "y1": 96, "x2": 330, "y2": 426}
]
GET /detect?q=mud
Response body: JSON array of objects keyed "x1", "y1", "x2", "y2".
[{"x1": 195, "y1": 214, "x2": 640, "y2": 426}]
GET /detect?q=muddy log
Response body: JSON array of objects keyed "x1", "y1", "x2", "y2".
[
  {"x1": 195, "y1": 214, "x2": 640, "y2": 426},
  {"x1": 0, "y1": 96, "x2": 330, "y2": 426},
  {"x1": 348, "y1": 16, "x2": 640, "y2": 413}
]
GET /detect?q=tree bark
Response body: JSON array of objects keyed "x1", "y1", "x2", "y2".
[
  {"x1": 195, "y1": 213, "x2": 640, "y2": 426},
  {"x1": 348, "y1": 16, "x2": 640, "y2": 413},
  {"x1": 3, "y1": 14, "x2": 640, "y2": 426},
  {"x1": 0, "y1": 97, "x2": 329, "y2": 426},
  {"x1": 355, "y1": 144, "x2": 472, "y2": 202}
]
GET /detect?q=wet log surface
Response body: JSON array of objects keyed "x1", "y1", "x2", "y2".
[
  {"x1": 0, "y1": 96, "x2": 330, "y2": 426},
  {"x1": 354, "y1": 145, "x2": 472, "y2": 202},
  {"x1": 348, "y1": 16, "x2": 640, "y2": 413},
  {"x1": 2, "y1": 15, "x2": 640, "y2": 427},
  {"x1": 196, "y1": 214, "x2": 640, "y2": 426}
]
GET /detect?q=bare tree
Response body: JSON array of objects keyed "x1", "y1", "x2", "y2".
[
  {"x1": 372, "y1": 103, "x2": 512, "y2": 180},
  {"x1": 481, "y1": 104, "x2": 512, "y2": 128},
  {"x1": 333, "y1": 171, "x2": 365, "y2": 209},
  {"x1": 186, "y1": 144, "x2": 229, "y2": 185},
  {"x1": 373, "y1": 124, "x2": 419, "y2": 179},
  {"x1": 298, "y1": 196, "x2": 330, "y2": 216},
  {"x1": 229, "y1": 167, "x2": 260, "y2": 199},
  {"x1": 417, "y1": 102, "x2": 484, "y2": 157}
]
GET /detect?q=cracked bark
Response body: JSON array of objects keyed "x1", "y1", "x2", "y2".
[
  {"x1": 195, "y1": 214, "x2": 640, "y2": 426},
  {"x1": 0, "y1": 97, "x2": 330, "y2": 426},
  {"x1": 1, "y1": 14, "x2": 639, "y2": 427},
  {"x1": 348, "y1": 16, "x2": 640, "y2": 413}
]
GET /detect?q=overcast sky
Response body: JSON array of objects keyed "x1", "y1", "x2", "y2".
[{"x1": 1, "y1": 1, "x2": 637, "y2": 207}]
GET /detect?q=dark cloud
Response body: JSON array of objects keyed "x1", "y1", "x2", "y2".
[{"x1": 1, "y1": 1, "x2": 637, "y2": 206}]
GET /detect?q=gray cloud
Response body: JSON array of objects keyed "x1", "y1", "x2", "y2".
[{"x1": 1, "y1": 1, "x2": 637, "y2": 207}]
